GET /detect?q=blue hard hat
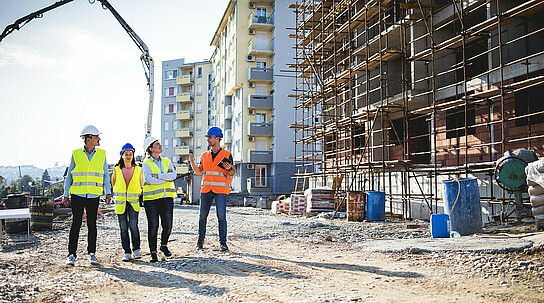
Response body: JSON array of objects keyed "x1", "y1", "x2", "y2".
[
  {"x1": 206, "y1": 127, "x2": 223, "y2": 138},
  {"x1": 120, "y1": 143, "x2": 135, "y2": 155}
]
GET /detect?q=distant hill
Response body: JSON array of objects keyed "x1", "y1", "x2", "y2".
[{"x1": 0, "y1": 165, "x2": 68, "y2": 184}]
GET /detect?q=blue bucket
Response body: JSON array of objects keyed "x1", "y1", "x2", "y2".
[
  {"x1": 366, "y1": 191, "x2": 385, "y2": 221},
  {"x1": 430, "y1": 214, "x2": 450, "y2": 238},
  {"x1": 442, "y1": 178, "x2": 482, "y2": 236}
]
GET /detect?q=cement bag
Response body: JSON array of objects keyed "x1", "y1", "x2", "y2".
[
  {"x1": 530, "y1": 194, "x2": 544, "y2": 208},
  {"x1": 526, "y1": 159, "x2": 544, "y2": 189},
  {"x1": 528, "y1": 185, "x2": 544, "y2": 196},
  {"x1": 532, "y1": 205, "x2": 544, "y2": 216}
]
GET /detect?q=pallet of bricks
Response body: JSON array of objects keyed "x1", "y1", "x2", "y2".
[
  {"x1": 305, "y1": 188, "x2": 335, "y2": 213},
  {"x1": 271, "y1": 195, "x2": 307, "y2": 214}
]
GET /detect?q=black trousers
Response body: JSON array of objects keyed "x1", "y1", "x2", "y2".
[{"x1": 68, "y1": 195, "x2": 99, "y2": 257}]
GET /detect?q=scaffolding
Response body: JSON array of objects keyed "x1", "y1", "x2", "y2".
[{"x1": 289, "y1": 0, "x2": 544, "y2": 220}]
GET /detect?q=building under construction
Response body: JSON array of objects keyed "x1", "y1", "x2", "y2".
[{"x1": 289, "y1": 0, "x2": 544, "y2": 220}]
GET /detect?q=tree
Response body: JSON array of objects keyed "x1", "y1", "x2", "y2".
[
  {"x1": 46, "y1": 183, "x2": 63, "y2": 198},
  {"x1": 16, "y1": 175, "x2": 35, "y2": 193}
]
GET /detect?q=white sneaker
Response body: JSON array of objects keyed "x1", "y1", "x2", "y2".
[
  {"x1": 122, "y1": 253, "x2": 131, "y2": 262},
  {"x1": 65, "y1": 254, "x2": 76, "y2": 266},
  {"x1": 88, "y1": 253, "x2": 98, "y2": 265},
  {"x1": 133, "y1": 249, "x2": 142, "y2": 259}
]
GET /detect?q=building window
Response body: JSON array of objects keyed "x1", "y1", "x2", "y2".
[
  {"x1": 197, "y1": 119, "x2": 202, "y2": 131},
  {"x1": 256, "y1": 113, "x2": 266, "y2": 123},
  {"x1": 446, "y1": 104, "x2": 476, "y2": 139},
  {"x1": 256, "y1": 59, "x2": 267, "y2": 69},
  {"x1": 197, "y1": 138, "x2": 202, "y2": 149},
  {"x1": 515, "y1": 84, "x2": 544, "y2": 127},
  {"x1": 197, "y1": 67, "x2": 202, "y2": 78},
  {"x1": 165, "y1": 87, "x2": 175, "y2": 97},
  {"x1": 164, "y1": 104, "x2": 175, "y2": 114},
  {"x1": 163, "y1": 139, "x2": 169, "y2": 148},
  {"x1": 197, "y1": 84, "x2": 202, "y2": 96},
  {"x1": 165, "y1": 70, "x2": 178, "y2": 80},
  {"x1": 172, "y1": 121, "x2": 180, "y2": 130},
  {"x1": 196, "y1": 102, "x2": 203, "y2": 114},
  {"x1": 255, "y1": 165, "x2": 267, "y2": 187},
  {"x1": 172, "y1": 155, "x2": 180, "y2": 164},
  {"x1": 164, "y1": 121, "x2": 169, "y2": 131}
]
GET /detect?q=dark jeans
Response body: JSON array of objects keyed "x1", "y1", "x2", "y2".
[
  {"x1": 68, "y1": 195, "x2": 99, "y2": 257},
  {"x1": 117, "y1": 203, "x2": 140, "y2": 254},
  {"x1": 144, "y1": 197, "x2": 173, "y2": 253},
  {"x1": 199, "y1": 191, "x2": 227, "y2": 243}
]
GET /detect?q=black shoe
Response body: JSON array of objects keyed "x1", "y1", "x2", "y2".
[
  {"x1": 160, "y1": 246, "x2": 172, "y2": 257},
  {"x1": 197, "y1": 238, "x2": 204, "y2": 250},
  {"x1": 150, "y1": 253, "x2": 158, "y2": 263},
  {"x1": 220, "y1": 242, "x2": 229, "y2": 252}
]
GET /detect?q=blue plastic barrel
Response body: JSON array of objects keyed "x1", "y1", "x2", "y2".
[
  {"x1": 442, "y1": 178, "x2": 482, "y2": 236},
  {"x1": 366, "y1": 191, "x2": 386, "y2": 221}
]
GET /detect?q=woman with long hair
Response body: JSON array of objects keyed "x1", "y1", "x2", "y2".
[
  {"x1": 141, "y1": 137, "x2": 177, "y2": 262},
  {"x1": 112, "y1": 143, "x2": 143, "y2": 261}
]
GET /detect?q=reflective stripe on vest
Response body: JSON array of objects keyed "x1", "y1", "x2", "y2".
[
  {"x1": 202, "y1": 181, "x2": 231, "y2": 187},
  {"x1": 69, "y1": 148, "x2": 106, "y2": 196},
  {"x1": 113, "y1": 166, "x2": 142, "y2": 214},
  {"x1": 200, "y1": 149, "x2": 233, "y2": 194},
  {"x1": 202, "y1": 171, "x2": 233, "y2": 179},
  {"x1": 143, "y1": 157, "x2": 176, "y2": 201}
]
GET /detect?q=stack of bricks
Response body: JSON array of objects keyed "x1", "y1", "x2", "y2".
[
  {"x1": 289, "y1": 195, "x2": 306, "y2": 215},
  {"x1": 271, "y1": 198, "x2": 291, "y2": 214}
]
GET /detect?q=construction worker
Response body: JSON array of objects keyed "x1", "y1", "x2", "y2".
[
  {"x1": 142, "y1": 137, "x2": 176, "y2": 262},
  {"x1": 63, "y1": 125, "x2": 111, "y2": 266},
  {"x1": 189, "y1": 126, "x2": 234, "y2": 251},
  {"x1": 112, "y1": 143, "x2": 143, "y2": 262}
]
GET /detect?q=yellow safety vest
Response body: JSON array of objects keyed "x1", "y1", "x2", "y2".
[
  {"x1": 143, "y1": 157, "x2": 176, "y2": 201},
  {"x1": 113, "y1": 165, "x2": 142, "y2": 214},
  {"x1": 70, "y1": 148, "x2": 106, "y2": 196}
]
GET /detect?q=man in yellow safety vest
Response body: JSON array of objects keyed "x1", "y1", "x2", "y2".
[{"x1": 63, "y1": 125, "x2": 111, "y2": 266}]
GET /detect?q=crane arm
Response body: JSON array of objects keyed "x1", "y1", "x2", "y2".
[
  {"x1": 0, "y1": 0, "x2": 75, "y2": 43},
  {"x1": 94, "y1": 0, "x2": 154, "y2": 138},
  {"x1": 1, "y1": 0, "x2": 154, "y2": 139}
]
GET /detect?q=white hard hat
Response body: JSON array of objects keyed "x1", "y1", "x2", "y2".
[
  {"x1": 81, "y1": 125, "x2": 101, "y2": 137},
  {"x1": 143, "y1": 136, "x2": 158, "y2": 152}
]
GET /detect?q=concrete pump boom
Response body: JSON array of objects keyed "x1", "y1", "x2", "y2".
[{"x1": 0, "y1": 0, "x2": 154, "y2": 139}]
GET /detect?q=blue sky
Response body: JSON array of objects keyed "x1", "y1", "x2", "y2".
[{"x1": 0, "y1": 0, "x2": 226, "y2": 168}]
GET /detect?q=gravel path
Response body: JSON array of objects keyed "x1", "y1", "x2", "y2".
[{"x1": 0, "y1": 205, "x2": 543, "y2": 302}]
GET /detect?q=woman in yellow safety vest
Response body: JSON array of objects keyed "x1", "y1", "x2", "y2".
[
  {"x1": 142, "y1": 137, "x2": 177, "y2": 262},
  {"x1": 111, "y1": 143, "x2": 143, "y2": 262}
]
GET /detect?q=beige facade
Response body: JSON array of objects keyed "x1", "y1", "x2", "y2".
[{"x1": 210, "y1": 0, "x2": 295, "y2": 197}]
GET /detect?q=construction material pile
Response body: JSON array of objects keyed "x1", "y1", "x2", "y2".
[
  {"x1": 526, "y1": 159, "x2": 544, "y2": 230},
  {"x1": 271, "y1": 188, "x2": 336, "y2": 215}
]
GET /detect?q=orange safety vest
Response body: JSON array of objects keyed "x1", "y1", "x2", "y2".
[{"x1": 199, "y1": 149, "x2": 233, "y2": 194}]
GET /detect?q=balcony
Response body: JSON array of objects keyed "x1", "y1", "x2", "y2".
[
  {"x1": 247, "y1": 150, "x2": 272, "y2": 163},
  {"x1": 248, "y1": 12, "x2": 273, "y2": 31},
  {"x1": 247, "y1": 38, "x2": 273, "y2": 57},
  {"x1": 175, "y1": 146, "x2": 191, "y2": 156},
  {"x1": 247, "y1": 67, "x2": 273, "y2": 83},
  {"x1": 175, "y1": 164, "x2": 190, "y2": 174},
  {"x1": 175, "y1": 128, "x2": 192, "y2": 138},
  {"x1": 248, "y1": 94, "x2": 273, "y2": 109},
  {"x1": 247, "y1": 177, "x2": 272, "y2": 191},
  {"x1": 225, "y1": 105, "x2": 232, "y2": 119},
  {"x1": 247, "y1": 122, "x2": 272, "y2": 136},
  {"x1": 176, "y1": 110, "x2": 193, "y2": 121},
  {"x1": 224, "y1": 129, "x2": 232, "y2": 144},
  {"x1": 176, "y1": 92, "x2": 193, "y2": 103},
  {"x1": 176, "y1": 75, "x2": 193, "y2": 86}
]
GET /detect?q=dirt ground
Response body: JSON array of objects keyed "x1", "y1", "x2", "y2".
[{"x1": 1, "y1": 205, "x2": 543, "y2": 302}]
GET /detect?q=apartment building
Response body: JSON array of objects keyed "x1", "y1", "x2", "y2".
[
  {"x1": 210, "y1": 0, "x2": 297, "y2": 199},
  {"x1": 291, "y1": 0, "x2": 544, "y2": 220},
  {"x1": 161, "y1": 58, "x2": 213, "y2": 202}
]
